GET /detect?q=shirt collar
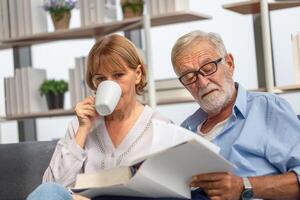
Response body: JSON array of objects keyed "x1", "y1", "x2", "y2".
[
  {"x1": 233, "y1": 82, "x2": 247, "y2": 119},
  {"x1": 185, "y1": 82, "x2": 247, "y2": 131}
]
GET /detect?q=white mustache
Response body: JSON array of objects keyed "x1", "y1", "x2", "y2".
[{"x1": 198, "y1": 84, "x2": 220, "y2": 97}]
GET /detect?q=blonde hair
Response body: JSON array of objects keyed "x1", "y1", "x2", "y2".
[
  {"x1": 86, "y1": 34, "x2": 147, "y2": 95},
  {"x1": 171, "y1": 30, "x2": 227, "y2": 71}
]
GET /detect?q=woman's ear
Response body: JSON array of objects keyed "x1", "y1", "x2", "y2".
[{"x1": 135, "y1": 64, "x2": 142, "y2": 84}]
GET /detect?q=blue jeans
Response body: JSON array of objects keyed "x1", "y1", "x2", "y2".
[
  {"x1": 27, "y1": 182, "x2": 72, "y2": 200},
  {"x1": 27, "y1": 182, "x2": 209, "y2": 200}
]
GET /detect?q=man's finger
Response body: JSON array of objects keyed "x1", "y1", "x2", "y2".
[
  {"x1": 191, "y1": 180, "x2": 223, "y2": 189},
  {"x1": 205, "y1": 189, "x2": 222, "y2": 196},
  {"x1": 192, "y1": 172, "x2": 228, "y2": 181}
]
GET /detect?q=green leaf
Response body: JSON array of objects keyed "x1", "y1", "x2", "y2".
[{"x1": 39, "y1": 79, "x2": 68, "y2": 96}]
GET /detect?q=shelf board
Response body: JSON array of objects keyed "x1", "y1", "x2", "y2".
[
  {"x1": 0, "y1": 12, "x2": 211, "y2": 49},
  {"x1": 150, "y1": 11, "x2": 211, "y2": 27},
  {"x1": 2, "y1": 109, "x2": 74, "y2": 122},
  {"x1": 274, "y1": 84, "x2": 300, "y2": 93},
  {"x1": 223, "y1": 0, "x2": 300, "y2": 15}
]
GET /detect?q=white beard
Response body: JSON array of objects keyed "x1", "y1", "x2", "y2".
[{"x1": 197, "y1": 73, "x2": 234, "y2": 115}]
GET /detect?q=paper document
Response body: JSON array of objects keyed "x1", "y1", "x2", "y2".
[{"x1": 73, "y1": 120, "x2": 235, "y2": 199}]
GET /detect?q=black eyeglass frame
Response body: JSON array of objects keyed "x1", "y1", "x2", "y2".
[{"x1": 178, "y1": 57, "x2": 223, "y2": 86}]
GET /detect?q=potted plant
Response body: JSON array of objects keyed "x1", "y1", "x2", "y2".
[
  {"x1": 43, "y1": 0, "x2": 77, "y2": 30},
  {"x1": 40, "y1": 79, "x2": 68, "y2": 110},
  {"x1": 121, "y1": 0, "x2": 144, "y2": 19}
]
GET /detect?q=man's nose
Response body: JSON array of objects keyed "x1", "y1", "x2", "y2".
[{"x1": 196, "y1": 73, "x2": 209, "y2": 89}]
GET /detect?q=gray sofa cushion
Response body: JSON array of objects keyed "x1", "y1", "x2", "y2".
[{"x1": 0, "y1": 140, "x2": 57, "y2": 200}]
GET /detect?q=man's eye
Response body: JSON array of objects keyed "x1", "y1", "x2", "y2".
[{"x1": 201, "y1": 64, "x2": 214, "y2": 74}]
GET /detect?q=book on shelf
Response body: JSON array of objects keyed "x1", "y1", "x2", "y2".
[
  {"x1": 16, "y1": 0, "x2": 25, "y2": 37},
  {"x1": 8, "y1": 77, "x2": 17, "y2": 116},
  {"x1": 146, "y1": 0, "x2": 190, "y2": 16},
  {"x1": 0, "y1": 0, "x2": 10, "y2": 40},
  {"x1": 25, "y1": 68, "x2": 48, "y2": 113},
  {"x1": 68, "y1": 68, "x2": 76, "y2": 108},
  {"x1": 71, "y1": 120, "x2": 234, "y2": 199},
  {"x1": 15, "y1": 69, "x2": 24, "y2": 115},
  {"x1": 3, "y1": 68, "x2": 48, "y2": 116},
  {"x1": 8, "y1": 0, "x2": 18, "y2": 38},
  {"x1": 78, "y1": 0, "x2": 118, "y2": 27},
  {"x1": 69, "y1": 57, "x2": 93, "y2": 107},
  {"x1": 3, "y1": 77, "x2": 11, "y2": 116},
  {"x1": 0, "y1": 0, "x2": 47, "y2": 39}
]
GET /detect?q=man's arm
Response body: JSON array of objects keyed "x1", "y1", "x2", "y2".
[
  {"x1": 250, "y1": 172, "x2": 299, "y2": 199},
  {"x1": 191, "y1": 172, "x2": 300, "y2": 200}
]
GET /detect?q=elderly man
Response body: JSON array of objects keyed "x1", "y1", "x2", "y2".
[{"x1": 171, "y1": 30, "x2": 300, "y2": 200}]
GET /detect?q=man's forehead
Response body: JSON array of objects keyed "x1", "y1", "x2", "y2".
[{"x1": 176, "y1": 50, "x2": 216, "y2": 66}]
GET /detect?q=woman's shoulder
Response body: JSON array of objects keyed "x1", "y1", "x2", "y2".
[{"x1": 145, "y1": 105, "x2": 173, "y2": 123}]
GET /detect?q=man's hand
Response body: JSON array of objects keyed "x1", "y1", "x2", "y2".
[
  {"x1": 72, "y1": 194, "x2": 91, "y2": 200},
  {"x1": 191, "y1": 172, "x2": 244, "y2": 200}
]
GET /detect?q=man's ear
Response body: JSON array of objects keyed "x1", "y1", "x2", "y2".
[
  {"x1": 225, "y1": 53, "x2": 235, "y2": 76},
  {"x1": 135, "y1": 64, "x2": 142, "y2": 84}
]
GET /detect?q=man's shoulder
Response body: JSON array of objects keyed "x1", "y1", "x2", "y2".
[
  {"x1": 245, "y1": 90, "x2": 295, "y2": 119},
  {"x1": 246, "y1": 90, "x2": 286, "y2": 105}
]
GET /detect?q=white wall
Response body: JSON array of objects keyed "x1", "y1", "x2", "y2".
[
  {"x1": 270, "y1": 7, "x2": 300, "y2": 86},
  {"x1": 0, "y1": 0, "x2": 300, "y2": 143}
]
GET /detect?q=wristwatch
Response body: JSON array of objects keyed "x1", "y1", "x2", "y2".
[{"x1": 241, "y1": 177, "x2": 254, "y2": 200}]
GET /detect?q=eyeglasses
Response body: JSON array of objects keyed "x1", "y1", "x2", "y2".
[{"x1": 178, "y1": 57, "x2": 223, "y2": 86}]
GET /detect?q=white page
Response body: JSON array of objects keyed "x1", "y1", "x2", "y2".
[
  {"x1": 150, "y1": 120, "x2": 219, "y2": 154},
  {"x1": 138, "y1": 139, "x2": 235, "y2": 199}
]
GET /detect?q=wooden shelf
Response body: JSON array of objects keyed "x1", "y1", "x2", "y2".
[
  {"x1": 274, "y1": 84, "x2": 300, "y2": 93},
  {"x1": 1, "y1": 109, "x2": 74, "y2": 122},
  {"x1": 223, "y1": 0, "x2": 300, "y2": 15},
  {"x1": 0, "y1": 79, "x2": 282, "y2": 122},
  {"x1": 0, "y1": 12, "x2": 211, "y2": 49}
]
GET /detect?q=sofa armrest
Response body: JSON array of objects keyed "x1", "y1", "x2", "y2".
[{"x1": 0, "y1": 140, "x2": 57, "y2": 200}]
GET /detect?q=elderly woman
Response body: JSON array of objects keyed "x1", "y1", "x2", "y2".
[{"x1": 27, "y1": 34, "x2": 208, "y2": 200}]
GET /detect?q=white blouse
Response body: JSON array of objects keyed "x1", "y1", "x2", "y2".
[{"x1": 43, "y1": 105, "x2": 170, "y2": 187}]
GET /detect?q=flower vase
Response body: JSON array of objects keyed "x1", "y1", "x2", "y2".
[
  {"x1": 51, "y1": 11, "x2": 71, "y2": 30},
  {"x1": 45, "y1": 93, "x2": 64, "y2": 110}
]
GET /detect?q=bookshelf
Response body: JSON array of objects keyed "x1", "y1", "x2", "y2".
[
  {"x1": 223, "y1": 0, "x2": 300, "y2": 14},
  {"x1": 0, "y1": 12, "x2": 211, "y2": 123},
  {"x1": 0, "y1": 78, "x2": 267, "y2": 122},
  {"x1": 2, "y1": 109, "x2": 74, "y2": 121},
  {"x1": 0, "y1": 12, "x2": 211, "y2": 48},
  {"x1": 223, "y1": 0, "x2": 300, "y2": 93},
  {"x1": 274, "y1": 84, "x2": 300, "y2": 93}
]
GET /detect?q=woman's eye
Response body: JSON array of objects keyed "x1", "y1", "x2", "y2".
[
  {"x1": 113, "y1": 73, "x2": 124, "y2": 78},
  {"x1": 96, "y1": 77, "x2": 105, "y2": 81}
]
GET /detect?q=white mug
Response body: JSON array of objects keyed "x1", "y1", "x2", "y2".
[{"x1": 95, "y1": 80, "x2": 122, "y2": 116}]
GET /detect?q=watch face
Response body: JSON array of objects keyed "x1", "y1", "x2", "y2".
[{"x1": 242, "y1": 189, "x2": 254, "y2": 200}]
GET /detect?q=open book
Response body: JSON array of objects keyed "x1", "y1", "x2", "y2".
[{"x1": 72, "y1": 120, "x2": 235, "y2": 199}]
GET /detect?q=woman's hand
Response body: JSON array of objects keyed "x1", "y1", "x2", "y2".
[{"x1": 74, "y1": 96, "x2": 99, "y2": 148}]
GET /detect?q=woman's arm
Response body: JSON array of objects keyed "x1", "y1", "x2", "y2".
[{"x1": 43, "y1": 119, "x2": 87, "y2": 187}]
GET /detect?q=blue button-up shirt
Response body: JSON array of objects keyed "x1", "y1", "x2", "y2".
[{"x1": 181, "y1": 83, "x2": 300, "y2": 182}]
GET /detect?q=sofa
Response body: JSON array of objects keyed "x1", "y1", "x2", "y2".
[
  {"x1": 0, "y1": 115, "x2": 299, "y2": 200},
  {"x1": 0, "y1": 140, "x2": 57, "y2": 200}
]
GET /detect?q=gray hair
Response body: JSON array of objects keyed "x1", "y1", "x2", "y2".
[{"x1": 171, "y1": 30, "x2": 227, "y2": 70}]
